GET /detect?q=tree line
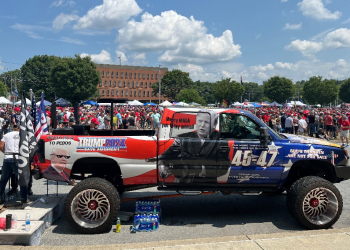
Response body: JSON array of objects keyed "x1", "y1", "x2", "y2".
[{"x1": 1, "y1": 54, "x2": 349, "y2": 106}]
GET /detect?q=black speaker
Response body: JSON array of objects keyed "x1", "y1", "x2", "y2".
[
  {"x1": 72, "y1": 125, "x2": 89, "y2": 135},
  {"x1": 52, "y1": 127, "x2": 74, "y2": 135}
]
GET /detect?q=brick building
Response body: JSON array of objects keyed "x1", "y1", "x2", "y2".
[{"x1": 96, "y1": 64, "x2": 168, "y2": 102}]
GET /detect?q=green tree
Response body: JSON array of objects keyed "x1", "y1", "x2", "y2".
[
  {"x1": 191, "y1": 80, "x2": 216, "y2": 104},
  {"x1": 338, "y1": 78, "x2": 350, "y2": 103},
  {"x1": 152, "y1": 69, "x2": 193, "y2": 101},
  {"x1": 0, "y1": 69, "x2": 23, "y2": 95},
  {"x1": 212, "y1": 78, "x2": 244, "y2": 103},
  {"x1": 21, "y1": 55, "x2": 60, "y2": 101},
  {"x1": 242, "y1": 82, "x2": 264, "y2": 102},
  {"x1": 0, "y1": 81, "x2": 8, "y2": 97},
  {"x1": 263, "y1": 76, "x2": 295, "y2": 104},
  {"x1": 176, "y1": 89, "x2": 206, "y2": 105},
  {"x1": 48, "y1": 55, "x2": 101, "y2": 104},
  {"x1": 303, "y1": 76, "x2": 338, "y2": 105}
]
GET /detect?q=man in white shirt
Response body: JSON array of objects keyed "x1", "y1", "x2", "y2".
[
  {"x1": 298, "y1": 116, "x2": 308, "y2": 136},
  {"x1": 0, "y1": 112, "x2": 4, "y2": 140},
  {"x1": 0, "y1": 125, "x2": 28, "y2": 204},
  {"x1": 285, "y1": 114, "x2": 294, "y2": 134}
]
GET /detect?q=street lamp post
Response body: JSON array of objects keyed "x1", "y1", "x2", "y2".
[{"x1": 158, "y1": 65, "x2": 161, "y2": 104}]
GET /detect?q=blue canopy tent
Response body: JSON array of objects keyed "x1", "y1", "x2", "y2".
[
  {"x1": 253, "y1": 103, "x2": 262, "y2": 108},
  {"x1": 83, "y1": 100, "x2": 98, "y2": 105},
  {"x1": 144, "y1": 102, "x2": 156, "y2": 106},
  {"x1": 271, "y1": 101, "x2": 283, "y2": 107},
  {"x1": 36, "y1": 100, "x2": 52, "y2": 106},
  {"x1": 55, "y1": 98, "x2": 71, "y2": 107}
]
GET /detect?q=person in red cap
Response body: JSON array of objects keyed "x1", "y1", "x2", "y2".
[{"x1": 90, "y1": 118, "x2": 99, "y2": 129}]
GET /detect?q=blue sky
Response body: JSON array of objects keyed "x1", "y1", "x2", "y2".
[{"x1": 1, "y1": 0, "x2": 350, "y2": 84}]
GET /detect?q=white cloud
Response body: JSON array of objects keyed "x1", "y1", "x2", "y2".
[
  {"x1": 50, "y1": 0, "x2": 75, "y2": 8},
  {"x1": 283, "y1": 22, "x2": 302, "y2": 30},
  {"x1": 117, "y1": 11, "x2": 241, "y2": 65},
  {"x1": 286, "y1": 28, "x2": 350, "y2": 56},
  {"x1": 298, "y1": 0, "x2": 341, "y2": 20},
  {"x1": 11, "y1": 23, "x2": 51, "y2": 39},
  {"x1": 342, "y1": 18, "x2": 350, "y2": 24},
  {"x1": 52, "y1": 13, "x2": 79, "y2": 30},
  {"x1": 59, "y1": 37, "x2": 85, "y2": 45},
  {"x1": 129, "y1": 53, "x2": 148, "y2": 65},
  {"x1": 281, "y1": 0, "x2": 288, "y2": 2},
  {"x1": 81, "y1": 50, "x2": 113, "y2": 64},
  {"x1": 256, "y1": 34, "x2": 261, "y2": 39},
  {"x1": 285, "y1": 39, "x2": 323, "y2": 56},
  {"x1": 73, "y1": 0, "x2": 142, "y2": 30},
  {"x1": 311, "y1": 28, "x2": 334, "y2": 40},
  {"x1": 0, "y1": 57, "x2": 4, "y2": 71}
]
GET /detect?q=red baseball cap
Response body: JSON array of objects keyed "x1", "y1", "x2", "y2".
[
  {"x1": 91, "y1": 118, "x2": 99, "y2": 125},
  {"x1": 81, "y1": 117, "x2": 85, "y2": 121}
]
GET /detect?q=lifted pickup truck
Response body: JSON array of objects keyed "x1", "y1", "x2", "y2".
[{"x1": 34, "y1": 107, "x2": 350, "y2": 234}]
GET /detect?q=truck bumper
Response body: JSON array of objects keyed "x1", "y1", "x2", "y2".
[{"x1": 334, "y1": 165, "x2": 350, "y2": 180}]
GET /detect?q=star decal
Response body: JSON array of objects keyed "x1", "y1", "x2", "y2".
[
  {"x1": 282, "y1": 159, "x2": 293, "y2": 173},
  {"x1": 267, "y1": 141, "x2": 282, "y2": 153}
]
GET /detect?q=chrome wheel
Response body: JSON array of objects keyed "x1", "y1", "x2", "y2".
[
  {"x1": 71, "y1": 189, "x2": 110, "y2": 228},
  {"x1": 303, "y1": 187, "x2": 338, "y2": 225}
]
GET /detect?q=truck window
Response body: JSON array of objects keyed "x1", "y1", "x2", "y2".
[{"x1": 219, "y1": 114, "x2": 260, "y2": 140}]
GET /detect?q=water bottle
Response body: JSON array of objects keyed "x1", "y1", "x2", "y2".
[
  {"x1": 139, "y1": 214, "x2": 147, "y2": 232},
  {"x1": 12, "y1": 214, "x2": 17, "y2": 229},
  {"x1": 155, "y1": 213, "x2": 160, "y2": 230},
  {"x1": 25, "y1": 212, "x2": 31, "y2": 231},
  {"x1": 150, "y1": 214, "x2": 157, "y2": 232},
  {"x1": 132, "y1": 214, "x2": 141, "y2": 232},
  {"x1": 135, "y1": 201, "x2": 140, "y2": 214},
  {"x1": 145, "y1": 214, "x2": 151, "y2": 232},
  {"x1": 116, "y1": 217, "x2": 121, "y2": 233},
  {"x1": 141, "y1": 201, "x2": 146, "y2": 213}
]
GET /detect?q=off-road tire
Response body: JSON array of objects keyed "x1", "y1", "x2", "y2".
[
  {"x1": 287, "y1": 176, "x2": 342, "y2": 229},
  {"x1": 65, "y1": 177, "x2": 120, "y2": 234}
]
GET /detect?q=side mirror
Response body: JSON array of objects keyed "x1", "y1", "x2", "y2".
[{"x1": 260, "y1": 127, "x2": 271, "y2": 146}]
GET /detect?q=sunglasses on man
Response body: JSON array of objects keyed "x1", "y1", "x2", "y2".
[{"x1": 51, "y1": 154, "x2": 71, "y2": 159}]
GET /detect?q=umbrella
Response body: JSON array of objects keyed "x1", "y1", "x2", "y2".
[
  {"x1": 15, "y1": 98, "x2": 31, "y2": 105},
  {"x1": 36, "y1": 100, "x2": 52, "y2": 106},
  {"x1": 83, "y1": 100, "x2": 98, "y2": 105},
  {"x1": 160, "y1": 100, "x2": 172, "y2": 107},
  {"x1": 0, "y1": 97, "x2": 12, "y2": 105},
  {"x1": 55, "y1": 98, "x2": 71, "y2": 107},
  {"x1": 188, "y1": 102, "x2": 201, "y2": 106},
  {"x1": 144, "y1": 102, "x2": 156, "y2": 106},
  {"x1": 128, "y1": 100, "x2": 144, "y2": 105}
]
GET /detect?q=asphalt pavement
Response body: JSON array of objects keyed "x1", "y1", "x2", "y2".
[{"x1": 1, "y1": 150, "x2": 350, "y2": 247}]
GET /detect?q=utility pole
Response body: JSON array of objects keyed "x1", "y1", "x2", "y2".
[
  {"x1": 158, "y1": 65, "x2": 161, "y2": 104},
  {"x1": 10, "y1": 72, "x2": 13, "y2": 106},
  {"x1": 30, "y1": 89, "x2": 33, "y2": 106}
]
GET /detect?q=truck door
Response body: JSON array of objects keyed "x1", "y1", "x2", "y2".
[
  {"x1": 217, "y1": 113, "x2": 284, "y2": 184},
  {"x1": 158, "y1": 110, "x2": 218, "y2": 184}
]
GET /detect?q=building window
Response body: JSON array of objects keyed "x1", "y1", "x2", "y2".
[
  {"x1": 143, "y1": 73, "x2": 145, "y2": 79},
  {"x1": 134, "y1": 73, "x2": 137, "y2": 78},
  {"x1": 132, "y1": 81, "x2": 135, "y2": 88},
  {"x1": 121, "y1": 90, "x2": 123, "y2": 97},
  {"x1": 137, "y1": 82, "x2": 139, "y2": 88},
  {"x1": 109, "y1": 81, "x2": 112, "y2": 87},
  {"x1": 107, "y1": 71, "x2": 109, "y2": 77},
  {"x1": 147, "y1": 74, "x2": 149, "y2": 79},
  {"x1": 139, "y1": 73, "x2": 141, "y2": 79},
  {"x1": 102, "y1": 90, "x2": 105, "y2": 95},
  {"x1": 125, "y1": 90, "x2": 128, "y2": 96},
  {"x1": 127, "y1": 82, "x2": 130, "y2": 88},
  {"x1": 111, "y1": 72, "x2": 114, "y2": 78},
  {"x1": 116, "y1": 72, "x2": 119, "y2": 77},
  {"x1": 123, "y1": 81, "x2": 126, "y2": 87},
  {"x1": 156, "y1": 74, "x2": 158, "y2": 79},
  {"x1": 145, "y1": 82, "x2": 147, "y2": 88},
  {"x1": 107, "y1": 90, "x2": 110, "y2": 95},
  {"x1": 112, "y1": 90, "x2": 114, "y2": 96},
  {"x1": 125, "y1": 72, "x2": 128, "y2": 78},
  {"x1": 130, "y1": 91, "x2": 132, "y2": 97},
  {"x1": 119, "y1": 81, "x2": 121, "y2": 87},
  {"x1": 141, "y1": 82, "x2": 143, "y2": 88},
  {"x1": 129, "y1": 72, "x2": 132, "y2": 79},
  {"x1": 147, "y1": 91, "x2": 150, "y2": 97},
  {"x1": 143, "y1": 91, "x2": 145, "y2": 97},
  {"x1": 102, "y1": 71, "x2": 105, "y2": 77},
  {"x1": 114, "y1": 81, "x2": 116, "y2": 87},
  {"x1": 117, "y1": 90, "x2": 119, "y2": 96},
  {"x1": 99, "y1": 82, "x2": 102, "y2": 86},
  {"x1": 121, "y1": 72, "x2": 124, "y2": 77},
  {"x1": 134, "y1": 91, "x2": 136, "y2": 96},
  {"x1": 151, "y1": 74, "x2": 154, "y2": 79},
  {"x1": 139, "y1": 91, "x2": 141, "y2": 97},
  {"x1": 104, "y1": 80, "x2": 107, "y2": 87}
]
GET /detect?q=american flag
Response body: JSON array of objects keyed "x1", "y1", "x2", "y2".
[
  {"x1": 33, "y1": 94, "x2": 42, "y2": 142},
  {"x1": 14, "y1": 84, "x2": 18, "y2": 97},
  {"x1": 38, "y1": 92, "x2": 48, "y2": 135}
]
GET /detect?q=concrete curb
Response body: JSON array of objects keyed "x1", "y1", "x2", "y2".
[{"x1": 2, "y1": 227, "x2": 350, "y2": 249}]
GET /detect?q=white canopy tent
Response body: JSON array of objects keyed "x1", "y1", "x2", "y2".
[
  {"x1": 160, "y1": 100, "x2": 172, "y2": 106},
  {"x1": 0, "y1": 97, "x2": 12, "y2": 105},
  {"x1": 175, "y1": 101, "x2": 189, "y2": 106},
  {"x1": 289, "y1": 101, "x2": 307, "y2": 106},
  {"x1": 233, "y1": 102, "x2": 243, "y2": 106},
  {"x1": 14, "y1": 98, "x2": 31, "y2": 105},
  {"x1": 244, "y1": 103, "x2": 254, "y2": 108},
  {"x1": 128, "y1": 100, "x2": 144, "y2": 105}
]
